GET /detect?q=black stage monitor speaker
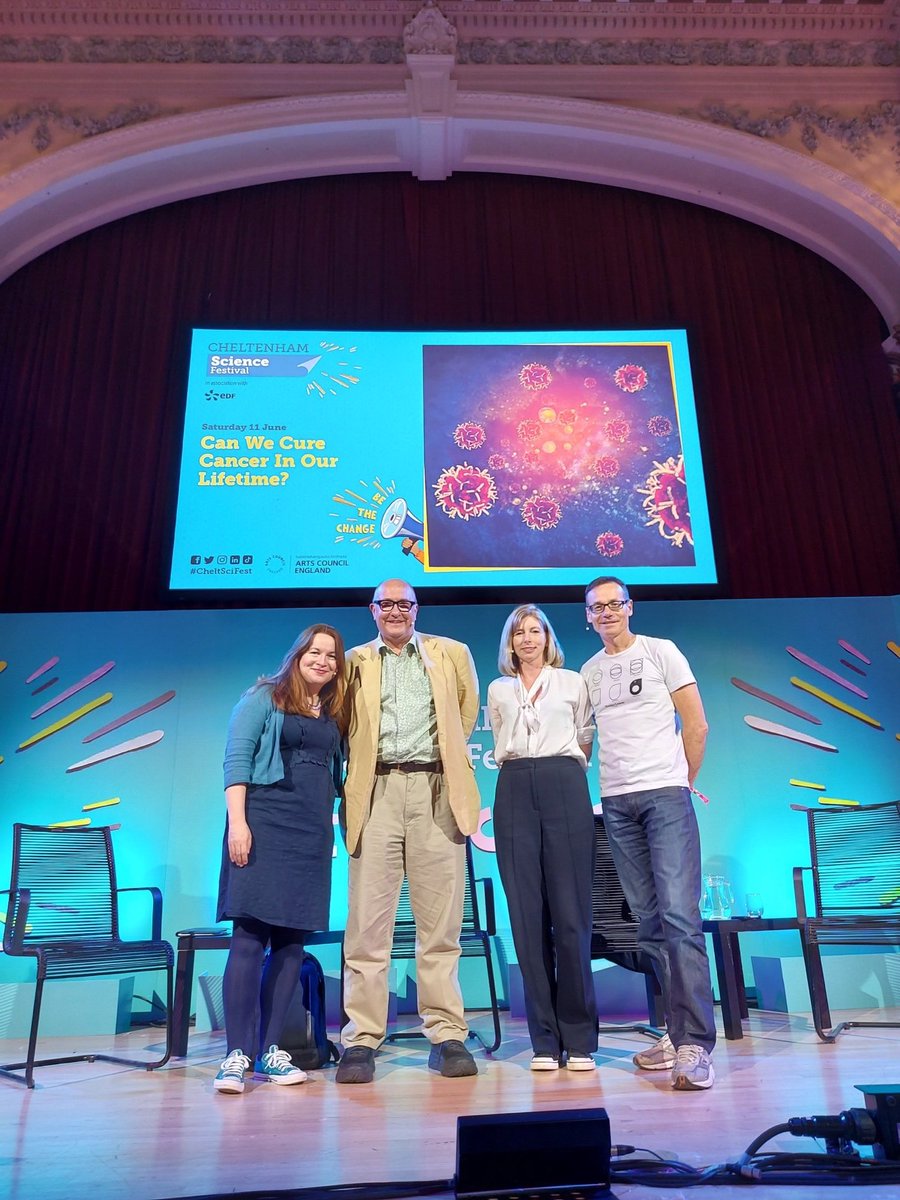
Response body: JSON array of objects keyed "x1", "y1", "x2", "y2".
[{"x1": 455, "y1": 1107, "x2": 615, "y2": 1200}]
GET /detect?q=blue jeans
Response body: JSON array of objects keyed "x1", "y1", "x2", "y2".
[{"x1": 602, "y1": 786, "x2": 716, "y2": 1052}]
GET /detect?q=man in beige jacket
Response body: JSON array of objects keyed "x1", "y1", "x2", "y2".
[{"x1": 336, "y1": 578, "x2": 482, "y2": 1083}]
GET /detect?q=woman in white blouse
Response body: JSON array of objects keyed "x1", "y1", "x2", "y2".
[{"x1": 487, "y1": 604, "x2": 598, "y2": 1071}]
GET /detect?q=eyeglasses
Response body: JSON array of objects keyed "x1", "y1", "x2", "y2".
[
  {"x1": 587, "y1": 600, "x2": 628, "y2": 615},
  {"x1": 373, "y1": 599, "x2": 416, "y2": 613}
]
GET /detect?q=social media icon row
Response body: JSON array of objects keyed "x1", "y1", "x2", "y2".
[{"x1": 189, "y1": 554, "x2": 254, "y2": 566}]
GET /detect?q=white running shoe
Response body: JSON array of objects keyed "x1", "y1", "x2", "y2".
[
  {"x1": 633, "y1": 1033, "x2": 676, "y2": 1071},
  {"x1": 671, "y1": 1044, "x2": 715, "y2": 1090}
]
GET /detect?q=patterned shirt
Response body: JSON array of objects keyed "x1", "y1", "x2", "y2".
[
  {"x1": 580, "y1": 634, "x2": 694, "y2": 795},
  {"x1": 377, "y1": 635, "x2": 439, "y2": 764}
]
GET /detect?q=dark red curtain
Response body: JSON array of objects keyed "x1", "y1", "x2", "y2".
[{"x1": 1, "y1": 172, "x2": 897, "y2": 611}]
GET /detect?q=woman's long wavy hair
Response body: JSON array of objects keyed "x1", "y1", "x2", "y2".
[{"x1": 256, "y1": 623, "x2": 348, "y2": 733}]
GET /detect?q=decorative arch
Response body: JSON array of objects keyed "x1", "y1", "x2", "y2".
[{"x1": 1, "y1": 90, "x2": 897, "y2": 325}]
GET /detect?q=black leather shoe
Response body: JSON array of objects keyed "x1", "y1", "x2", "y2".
[
  {"x1": 335, "y1": 1045, "x2": 376, "y2": 1084},
  {"x1": 428, "y1": 1039, "x2": 478, "y2": 1078}
]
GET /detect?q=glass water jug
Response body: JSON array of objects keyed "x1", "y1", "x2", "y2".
[{"x1": 700, "y1": 875, "x2": 734, "y2": 920}]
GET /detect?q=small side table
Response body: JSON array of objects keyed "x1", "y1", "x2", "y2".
[
  {"x1": 702, "y1": 916, "x2": 811, "y2": 1040},
  {"x1": 171, "y1": 926, "x2": 343, "y2": 1057}
]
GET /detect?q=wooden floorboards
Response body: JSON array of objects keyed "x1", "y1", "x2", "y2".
[{"x1": 1, "y1": 1009, "x2": 899, "y2": 1200}]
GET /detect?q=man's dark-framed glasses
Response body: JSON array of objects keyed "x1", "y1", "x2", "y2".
[
  {"x1": 374, "y1": 599, "x2": 416, "y2": 613},
  {"x1": 588, "y1": 600, "x2": 628, "y2": 614}
]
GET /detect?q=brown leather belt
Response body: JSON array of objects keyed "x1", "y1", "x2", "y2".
[{"x1": 375, "y1": 760, "x2": 442, "y2": 775}]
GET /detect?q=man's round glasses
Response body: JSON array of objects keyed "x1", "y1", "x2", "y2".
[
  {"x1": 374, "y1": 599, "x2": 415, "y2": 613},
  {"x1": 587, "y1": 600, "x2": 628, "y2": 614}
]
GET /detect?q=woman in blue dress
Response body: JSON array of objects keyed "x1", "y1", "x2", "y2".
[{"x1": 214, "y1": 624, "x2": 347, "y2": 1094}]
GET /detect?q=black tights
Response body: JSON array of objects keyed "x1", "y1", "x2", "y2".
[{"x1": 222, "y1": 917, "x2": 307, "y2": 1059}]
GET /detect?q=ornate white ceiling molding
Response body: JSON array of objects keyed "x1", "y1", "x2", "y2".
[
  {"x1": 0, "y1": 0, "x2": 894, "y2": 33},
  {"x1": 0, "y1": 36, "x2": 896, "y2": 67},
  {"x1": 1, "y1": 89, "x2": 897, "y2": 325},
  {"x1": 0, "y1": 0, "x2": 896, "y2": 48},
  {"x1": 684, "y1": 100, "x2": 900, "y2": 162},
  {"x1": 3, "y1": 97, "x2": 897, "y2": 166}
]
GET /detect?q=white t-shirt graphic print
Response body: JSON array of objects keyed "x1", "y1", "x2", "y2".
[{"x1": 581, "y1": 634, "x2": 695, "y2": 796}]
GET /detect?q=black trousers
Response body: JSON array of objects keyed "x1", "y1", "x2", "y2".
[{"x1": 493, "y1": 756, "x2": 598, "y2": 1057}]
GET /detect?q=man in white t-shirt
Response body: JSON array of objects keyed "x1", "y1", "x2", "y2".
[{"x1": 581, "y1": 575, "x2": 716, "y2": 1090}]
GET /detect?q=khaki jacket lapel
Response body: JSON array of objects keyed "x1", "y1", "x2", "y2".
[
  {"x1": 418, "y1": 635, "x2": 446, "y2": 733},
  {"x1": 360, "y1": 640, "x2": 382, "y2": 749}
]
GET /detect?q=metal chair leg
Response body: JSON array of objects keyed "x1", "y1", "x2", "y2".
[
  {"x1": 480, "y1": 937, "x2": 502, "y2": 1053},
  {"x1": 25, "y1": 972, "x2": 45, "y2": 1089}
]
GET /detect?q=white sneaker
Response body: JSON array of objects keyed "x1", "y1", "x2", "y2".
[
  {"x1": 671, "y1": 1044, "x2": 715, "y2": 1090},
  {"x1": 257, "y1": 1045, "x2": 308, "y2": 1085},
  {"x1": 214, "y1": 1048, "x2": 251, "y2": 1094},
  {"x1": 530, "y1": 1054, "x2": 561, "y2": 1071},
  {"x1": 565, "y1": 1053, "x2": 596, "y2": 1072},
  {"x1": 633, "y1": 1033, "x2": 676, "y2": 1071}
]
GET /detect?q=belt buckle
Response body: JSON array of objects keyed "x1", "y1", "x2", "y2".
[{"x1": 377, "y1": 760, "x2": 438, "y2": 774}]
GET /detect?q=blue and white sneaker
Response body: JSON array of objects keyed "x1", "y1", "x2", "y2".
[
  {"x1": 214, "y1": 1048, "x2": 251, "y2": 1094},
  {"x1": 671, "y1": 1044, "x2": 715, "y2": 1091},
  {"x1": 257, "y1": 1045, "x2": 308, "y2": 1085}
]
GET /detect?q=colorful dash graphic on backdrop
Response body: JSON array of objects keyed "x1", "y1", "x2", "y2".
[
  {"x1": 789, "y1": 677, "x2": 883, "y2": 730},
  {"x1": 66, "y1": 730, "x2": 164, "y2": 773},
  {"x1": 83, "y1": 690, "x2": 176, "y2": 743},
  {"x1": 730, "y1": 677, "x2": 821, "y2": 724},
  {"x1": 25, "y1": 656, "x2": 59, "y2": 683},
  {"x1": 31, "y1": 661, "x2": 116, "y2": 719},
  {"x1": 838, "y1": 639, "x2": 870, "y2": 664},
  {"x1": 17, "y1": 693, "x2": 113, "y2": 750},
  {"x1": 742, "y1": 715, "x2": 838, "y2": 751},
  {"x1": 785, "y1": 647, "x2": 867, "y2": 699},
  {"x1": 81, "y1": 797, "x2": 121, "y2": 812}
]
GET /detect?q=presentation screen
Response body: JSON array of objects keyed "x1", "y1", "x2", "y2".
[{"x1": 169, "y1": 328, "x2": 716, "y2": 592}]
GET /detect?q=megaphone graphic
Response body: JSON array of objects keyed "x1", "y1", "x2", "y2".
[{"x1": 380, "y1": 497, "x2": 424, "y2": 543}]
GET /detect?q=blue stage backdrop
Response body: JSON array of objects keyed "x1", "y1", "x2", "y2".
[{"x1": 1, "y1": 596, "x2": 897, "y2": 1007}]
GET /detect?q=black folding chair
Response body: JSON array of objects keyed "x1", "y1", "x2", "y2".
[
  {"x1": 1, "y1": 822, "x2": 174, "y2": 1087},
  {"x1": 386, "y1": 840, "x2": 501, "y2": 1052},
  {"x1": 591, "y1": 814, "x2": 665, "y2": 1038},
  {"x1": 793, "y1": 800, "x2": 900, "y2": 1042}
]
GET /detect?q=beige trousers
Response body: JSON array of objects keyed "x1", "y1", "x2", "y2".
[{"x1": 341, "y1": 768, "x2": 467, "y2": 1048}]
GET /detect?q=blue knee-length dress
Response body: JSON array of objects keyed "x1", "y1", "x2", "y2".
[{"x1": 217, "y1": 712, "x2": 340, "y2": 931}]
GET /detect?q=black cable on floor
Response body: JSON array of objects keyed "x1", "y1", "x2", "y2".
[{"x1": 161, "y1": 1181, "x2": 454, "y2": 1200}]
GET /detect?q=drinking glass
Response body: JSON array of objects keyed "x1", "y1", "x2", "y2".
[{"x1": 745, "y1": 892, "x2": 764, "y2": 918}]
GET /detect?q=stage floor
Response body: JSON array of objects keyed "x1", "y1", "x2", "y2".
[{"x1": 2, "y1": 1009, "x2": 898, "y2": 1200}]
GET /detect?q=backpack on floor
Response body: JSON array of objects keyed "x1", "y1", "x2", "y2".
[{"x1": 279, "y1": 951, "x2": 340, "y2": 1070}]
